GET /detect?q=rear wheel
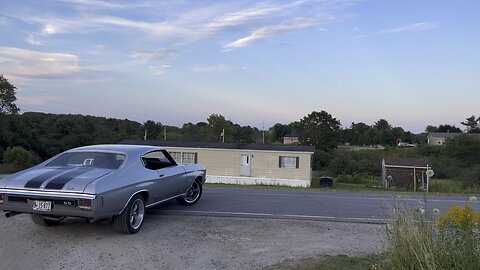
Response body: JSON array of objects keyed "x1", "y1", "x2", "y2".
[
  {"x1": 31, "y1": 214, "x2": 65, "y2": 226},
  {"x1": 177, "y1": 180, "x2": 203, "y2": 205},
  {"x1": 113, "y1": 194, "x2": 145, "y2": 234}
]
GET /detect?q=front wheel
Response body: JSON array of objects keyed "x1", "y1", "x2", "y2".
[
  {"x1": 113, "y1": 194, "x2": 145, "y2": 234},
  {"x1": 31, "y1": 214, "x2": 65, "y2": 226},
  {"x1": 177, "y1": 180, "x2": 203, "y2": 206}
]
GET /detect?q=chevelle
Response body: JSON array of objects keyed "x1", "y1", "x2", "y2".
[{"x1": 0, "y1": 144, "x2": 206, "y2": 234}]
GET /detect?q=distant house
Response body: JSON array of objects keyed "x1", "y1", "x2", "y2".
[
  {"x1": 381, "y1": 157, "x2": 431, "y2": 191},
  {"x1": 121, "y1": 140, "x2": 315, "y2": 187},
  {"x1": 427, "y1": 132, "x2": 462, "y2": 146},
  {"x1": 283, "y1": 130, "x2": 300, "y2": 145}
]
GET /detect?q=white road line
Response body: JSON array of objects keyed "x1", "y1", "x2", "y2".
[
  {"x1": 204, "y1": 191, "x2": 306, "y2": 197},
  {"x1": 205, "y1": 191, "x2": 478, "y2": 203},
  {"x1": 344, "y1": 217, "x2": 389, "y2": 222},
  {"x1": 150, "y1": 209, "x2": 274, "y2": 217},
  {"x1": 281, "y1": 214, "x2": 335, "y2": 219},
  {"x1": 150, "y1": 209, "x2": 392, "y2": 223}
]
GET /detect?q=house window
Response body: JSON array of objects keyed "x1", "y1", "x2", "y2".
[
  {"x1": 279, "y1": 156, "x2": 299, "y2": 169},
  {"x1": 182, "y1": 152, "x2": 198, "y2": 164},
  {"x1": 170, "y1": 152, "x2": 181, "y2": 163}
]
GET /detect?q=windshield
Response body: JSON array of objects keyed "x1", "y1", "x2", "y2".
[{"x1": 46, "y1": 152, "x2": 126, "y2": 169}]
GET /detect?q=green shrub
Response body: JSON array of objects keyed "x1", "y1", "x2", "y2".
[
  {"x1": 455, "y1": 165, "x2": 480, "y2": 189},
  {"x1": 3, "y1": 146, "x2": 41, "y2": 171},
  {"x1": 429, "y1": 179, "x2": 464, "y2": 193},
  {"x1": 335, "y1": 174, "x2": 375, "y2": 185}
]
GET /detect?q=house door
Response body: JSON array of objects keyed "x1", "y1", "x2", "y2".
[{"x1": 240, "y1": 154, "x2": 251, "y2": 176}]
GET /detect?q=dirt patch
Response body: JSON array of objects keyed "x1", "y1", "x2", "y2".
[{"x1": 0, "y1": 214, "x2": 385, "y2": 270}]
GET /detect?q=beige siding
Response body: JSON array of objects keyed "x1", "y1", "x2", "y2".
[{"x1": 164, "y1": 147, "x2": 312, "y2": 181}]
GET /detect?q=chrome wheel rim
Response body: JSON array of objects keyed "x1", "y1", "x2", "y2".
[
  {"x1": 184, "y1": 182, "x2": 201, "y2": 203},
  {"x1": 129, "y1": 199, "x2": 145, "y2": 230}
]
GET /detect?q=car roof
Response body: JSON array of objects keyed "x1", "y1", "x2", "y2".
[{"x1": 68, "y1": 144, "x2": 165, "y2": 155}]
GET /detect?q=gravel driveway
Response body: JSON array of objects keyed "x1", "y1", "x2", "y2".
[{"x1": 0, "y1": 213, "x2": 385, "y2": 270}]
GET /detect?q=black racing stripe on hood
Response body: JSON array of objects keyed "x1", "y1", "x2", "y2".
[
  {"x1": 44, "y1": 167, "x2": 96, "y2": 190},
  {"x1": 24, "y1": 168, "x2": 71, "y2": 189}
]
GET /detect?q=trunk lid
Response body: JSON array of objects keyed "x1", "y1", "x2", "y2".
[{"x1": 0, "y1": 166, "x2": 113, "y2": 192}]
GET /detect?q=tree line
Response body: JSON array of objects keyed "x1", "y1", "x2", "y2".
[{"x1": 1, "y1": 74, "x2": 479, "y2": 189}]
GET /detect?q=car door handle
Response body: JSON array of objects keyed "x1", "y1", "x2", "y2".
[{"x1": 159, "y1": 174, "x2": 164, "y2": 178}]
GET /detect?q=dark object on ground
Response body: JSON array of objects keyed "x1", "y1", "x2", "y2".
[{"x1": 319, "y1": 177, "x2": 334, "y2": 188}]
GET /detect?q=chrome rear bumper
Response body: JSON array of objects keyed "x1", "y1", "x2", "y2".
[{"x1": 0, "y1": 188, "x2": 98, "y2": 218}]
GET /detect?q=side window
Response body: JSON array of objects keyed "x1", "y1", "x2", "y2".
[
  {"x1": 142, "y1": 151, "x2": 172, "y2": 170},
  {"x1": 278, "y1": 156, "x2": 299, "y2": 169}
]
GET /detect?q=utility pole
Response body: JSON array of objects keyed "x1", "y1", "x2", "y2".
[
  {"x1": 164, "y1": 126, "x2": 167, "y2": 141},
  {"x1": 144, "y1": 129, "x2": 147, "y2": 141},
  {"x1": 221, "y1": 128, "x2": 225, "y2": 143},
  {"x1": 262, "y1": 122, "x2": 265, "y2": 144}
]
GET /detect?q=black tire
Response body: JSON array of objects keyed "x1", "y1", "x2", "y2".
[
  {"x1": 177, "y1": 179, "x2": 203, "y2": 206},
  {"x1": 30, "y1": 214, "x2": 65, "y2": 226},
  {"x1": 113, "y1": 194, "x2": 145, "y2": 234}
]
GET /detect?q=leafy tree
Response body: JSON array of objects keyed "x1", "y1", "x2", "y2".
[
  {"x1": 0, "y1": 75, "x2": 19, "y2": 114},
  {"x1": 207, "y1": 113, "x2": 233, "y2": 142},
  {"x1": 461, "y1": 115, "x2": 480, "y2": 133},
  {"x1": 268, "y1": 123, "x2": 292, "y2": 143},
  {"x1": 232, "y1": 125, "x2": 255, "y2": 144},
  {"x1": 143, "y1": 120, "x2": 163, "y2": 140},
  {"x1": 3, "y1": 146, "x2": 41, "y2": 169},
  {"x1": 425, "y1": 125, "x2": 437, "y2": 133},
  {"x1": 426, "y1": 124, "x2": 463, "y2": 133},
  {"x1": 373, "y1": 119, "x2": 394, "y2": 145},
  {"x1": 437, "y1": 124, "x2": 462, "y2": 133},
  {"x1": 444, "y1": 134, "x2": 480, "y2": 166},
  {"x1": 298, "y1": 110, "x2": 341, "y2": 151},
  {"x1": 374, "y1": 119, "x2": 392, "y2": 130}
]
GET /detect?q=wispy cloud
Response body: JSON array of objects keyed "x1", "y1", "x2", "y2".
[
  {"x1": 357, "y1": 22, "x2": 438, "y2": 38},
  {"x1": 26, "y1": 33, "x2": 43, "y2": 45},
  {"x1": 191, "y1": 64, "x2": 235, "y2": 73},
  {"x1": 223, "y1": 17, "x2": 317, "y2": 50},
  {"x1": 4, "y1": 0, "x2": 359, "y2": 75},
  {"x1": 29, "y1": 15, "x2": 195, "y2": 39},
  {"x1": 205, "y1": 3, "x2": 287, "y2": 31},
  {"x1": 0, "y1": 47, "x2": 81, "y2": 79},
  {"x1": 55, "y1": 0, "x2": 152, "y2": 9},
  {"x1": 148, "y1": 65, "x2": 171, "y2": 75}
]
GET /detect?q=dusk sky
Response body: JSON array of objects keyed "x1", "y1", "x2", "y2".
[{"x1": 0, "y1": 0, "x2": 478, "y2": 133}]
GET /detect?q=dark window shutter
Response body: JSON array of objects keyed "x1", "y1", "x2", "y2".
[
  {"x1": 296, "y1": 157, "x2": 300, "y2": 169},
  {"x1": 194, "y1": 153, "x2": 198, "y2": 164},
  {"x1": 279, "y1": 156, "x2": 282, "y2": 168}
]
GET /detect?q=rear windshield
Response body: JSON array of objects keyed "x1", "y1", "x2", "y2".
[{"x1": 46, "y1": 152, "x2": 126, "y2": 169}]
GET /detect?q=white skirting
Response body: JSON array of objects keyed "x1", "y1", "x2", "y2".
[{"x1": 206, "y1": 175, "x2": 310, "y2": 188}]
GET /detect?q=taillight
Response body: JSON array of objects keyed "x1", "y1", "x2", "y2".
[
  {"x1": 0, "y1": 194, "x2": 4, "y2": 204},
  {"x1": 78, "y1": 199, "x2": 92, "y2": 209}
]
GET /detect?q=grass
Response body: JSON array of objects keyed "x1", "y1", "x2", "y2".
[
  {"x1": 265, "y1": 255, "x2": 380, "y2": 270},
  {"x1": 205, "y1": 181, "x2": 479, "y2": 197}
]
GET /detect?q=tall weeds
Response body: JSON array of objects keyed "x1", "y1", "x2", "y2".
[{"x1": 383, "y1": 199, "x2": 480, "y2": 270}]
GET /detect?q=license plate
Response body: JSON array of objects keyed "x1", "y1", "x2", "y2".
[{"x1": 33, "y1": 200, "x2": 52, "y2": 212}]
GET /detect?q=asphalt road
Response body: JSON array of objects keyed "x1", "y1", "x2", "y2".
[{"x1": 151, "y1": 187, "x2": 480, "y2": 223}]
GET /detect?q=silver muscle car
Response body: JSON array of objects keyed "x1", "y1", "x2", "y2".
[{"x1": 0, "y1": 144, "x2": 206, "y2": 234}]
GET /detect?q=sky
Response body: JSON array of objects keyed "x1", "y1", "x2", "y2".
[{"x1": 0, "y1": 0, "x2": 479, "y2": 133}]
